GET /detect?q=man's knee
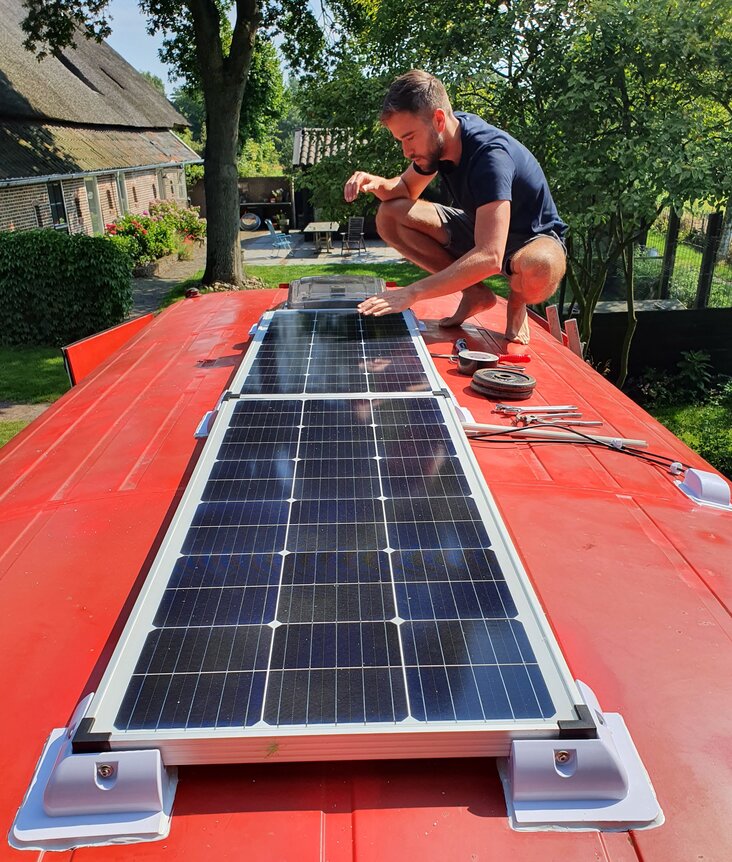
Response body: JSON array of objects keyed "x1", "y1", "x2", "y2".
[{"x1": 511, "y1": 243, "x2": 566, "y2": 303}]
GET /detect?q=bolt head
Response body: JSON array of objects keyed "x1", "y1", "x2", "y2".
[
  {"x1": 554, "y1": 750, "x2": 571, "y2": 763},
  {"x1": 96, "y1": 763, "x2": 114, "y2": 778}
]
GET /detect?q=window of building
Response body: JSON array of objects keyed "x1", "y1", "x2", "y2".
[
  {"x1": 34, "y1": 205, "x2": 43, "y2": 227},
  {"x1": 74, "y1": 197, "x2": 82, "y2": 220},
  {"x1": 132, "y1": 186, "x2": 138, "y2": 204},
  {"x1": 170, "y1": 181, "x2": 175, "y2": 196},
  {"x1": 47, "y1": 181, "x2": 68, "y2": 231},
  {"x1": 116, "y1": 173, "x2": 129, "y2": 214},
  {"x1": 106, "y1": 189, "x2": 114, "y2": 210},
  {"x1": 152, "y1": 183, "x2": 157, "y2": 199}
]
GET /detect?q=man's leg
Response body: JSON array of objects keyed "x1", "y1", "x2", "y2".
[
  {"x1": 376, "y1": 199, "x2": 496, "y2": 323},
  {"x1": 505, "y1": 237, "x2": 566, "y2": 344}
]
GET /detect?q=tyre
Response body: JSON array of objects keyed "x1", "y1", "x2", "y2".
[{"x1": 240, "y1": 212, "x2": 261, "y2": 231}]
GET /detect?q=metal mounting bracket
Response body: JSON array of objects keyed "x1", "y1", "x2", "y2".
[
  {"x1": 10, "y1": 695, "x2": 177, "y2": 851},
  {"x1": 500, "y1": 681, "x2": 663, "y2": 830}
]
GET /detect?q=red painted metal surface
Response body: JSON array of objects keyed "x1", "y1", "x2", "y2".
[
  {"x1": 62, "y1": 314, "x2": 155, "y2": 385},
  {"x1": 1, "y1": 290, "x2": 731, "y2": 861}
]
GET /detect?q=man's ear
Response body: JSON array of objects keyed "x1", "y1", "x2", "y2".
[{"x1": 433, "y1": 108, "x2": 446, "y2": 132}]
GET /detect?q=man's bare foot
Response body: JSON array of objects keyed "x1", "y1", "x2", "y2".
[
  {"x1": 439, "y1": 285, "x2": 497, "y2": 327},
  {"x1": 505, "y1": 294, "x2": 530, "y2": 344}
]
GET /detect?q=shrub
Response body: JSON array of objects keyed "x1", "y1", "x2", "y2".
[
  {"x1": 105, "y1": 213, "x2": 176, "y2": 265},
  {"x1": 105, "y1": 202, "x2": 205, "y2": 267},
  {"x1": 0, "y1": 229, "x2": 132, "y2": 347},
  {"x1": 149, "y1": 200, "x2": 206, "y2": 242},
  {"x1": 654, "y1": 404, "x2": 732, "y2": 479}
]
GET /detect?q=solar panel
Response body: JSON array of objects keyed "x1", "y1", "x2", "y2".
[
  {"x1": 76, "y1": 311, "x2": 584, "y2": 764},
  {"x1": 228, "y1": 310, "x2": 439, "y2": 395}
]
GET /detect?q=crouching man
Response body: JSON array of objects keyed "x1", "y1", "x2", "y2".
[{"x1": 344, "y1": 70, "x2": 567, "y2": 343}]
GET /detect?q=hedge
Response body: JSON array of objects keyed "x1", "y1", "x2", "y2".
[{"x1": 0, "y1": 230, "x2": 132, "y2": 347}]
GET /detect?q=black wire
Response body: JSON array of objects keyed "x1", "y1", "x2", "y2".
[{"x1": 467, "y1": 422, "x2": 693, "y2": 471}]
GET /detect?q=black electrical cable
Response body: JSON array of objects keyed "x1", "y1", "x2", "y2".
[{"x1": 466, "y1": 422, "x2": 694, "y2": 472}]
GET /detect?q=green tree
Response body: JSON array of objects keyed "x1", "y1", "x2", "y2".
[
  {"x1": 139, "y1": 69, "x2": 167, "y2": 96},
  {"x1": 21, "y1": 0, "x2": 322, "y2": 287},
  {"x1": 170, "y1": 36, "x2": 286, "y2": 152},
  {"x1": 290, "y1": 0, "x2": 732, "y2": 383}
]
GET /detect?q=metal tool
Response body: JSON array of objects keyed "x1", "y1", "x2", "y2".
[
  {"x1": 512, "y1": 413, "x2": 583, "y2": 425},
  {"x1": 520, "y1": 417, "x2": 604, "y2": 427},
  {"x1": 431, "y1": 351, "x2": 531, "y2": 366},
  {"x1": 495, "y1": 404, "x2": 579, "y2": 414}
]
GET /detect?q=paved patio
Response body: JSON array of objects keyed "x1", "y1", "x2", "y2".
[{"x1": 240, "y1": 229, "x2": 405, "y2": 265}]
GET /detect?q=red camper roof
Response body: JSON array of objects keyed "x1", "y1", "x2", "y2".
[{"x1": 1, "y1": 290, "x2": 731, "y2": 861}]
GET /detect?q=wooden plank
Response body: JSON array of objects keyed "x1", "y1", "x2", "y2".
[
  {"x1": 545, "y1": 304, "x2": 564, "y2": 342},
  {"x1": 564, "y1": 317, "x2": 583, "y2": 356}
]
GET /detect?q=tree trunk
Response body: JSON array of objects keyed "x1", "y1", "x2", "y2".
[
  {"x1": 616, "y1": 221, "x2": 636, "y2": 389},
  {"x1": 202, "y1": 88, "x2": 244, "y2": 286}
]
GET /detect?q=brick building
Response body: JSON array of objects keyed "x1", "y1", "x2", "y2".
[{"x1": 0, "y1": 0, "x2": 200, "y2": 235}]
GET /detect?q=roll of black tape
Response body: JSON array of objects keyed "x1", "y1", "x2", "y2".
[{"x1": 457, "y1": 350, "x2": 499, "y2": 375}]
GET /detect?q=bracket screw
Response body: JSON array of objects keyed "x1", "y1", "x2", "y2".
[
  {"x1": 96, "y1": 763, "x2": 114, "y2": 778},
  {"x1": 554, "y1": 750, "x2": 571, "y2": 764}
]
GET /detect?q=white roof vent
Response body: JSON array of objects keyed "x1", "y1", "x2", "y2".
[{"x1": 287, "y1": 275, "x2": 385, "y2": 309}]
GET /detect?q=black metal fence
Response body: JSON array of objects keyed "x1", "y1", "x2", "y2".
[{"x1": 641, "y1": 207, "x2": 732, "y2": 308}]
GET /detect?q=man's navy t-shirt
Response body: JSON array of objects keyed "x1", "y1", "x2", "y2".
[{"x1": 416, "y1": 112, "x2": 567, "y2": 239}]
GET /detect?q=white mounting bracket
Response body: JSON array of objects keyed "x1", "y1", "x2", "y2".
[
  {"x1": 10, "y1": 695, "x2": 177, "y2": 851},
  {"x1": 194, "y1": 409, "x2": 216, "y2": 438},
  {"x1": 501, "y1": 681, "x2": 663, "y2": 830},
  {"x1": 676, "y1": 468, "x2": 732, "y2": 511}
]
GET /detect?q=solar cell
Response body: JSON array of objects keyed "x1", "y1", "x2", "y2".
[
  {"x1": 109, "y1": 396, "x2": 556, "y2": 734},
  {"x1": 79, "y1": 311, "x2": 582, "y2": 762},
  {"x1": 233, "y1": 310, "x2": 433, "y2": 395}
]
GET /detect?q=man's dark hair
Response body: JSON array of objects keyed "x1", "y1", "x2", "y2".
[{"x1": 380, "y1": 70, "x2": 453, "y2": 121}]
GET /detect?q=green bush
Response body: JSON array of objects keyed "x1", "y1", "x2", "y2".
[
  {"x1": 105, "y1": 203, "x2": 205, "y2": 266},
  {"x1": 149, "y1": 200, "x2": 206, "y2": 242},
  {"x1": 0, "y1": 229, "x2": 132, "y2": 347},
  {"x1": 652, "y1": 403, "x2": 732, "y2": 479},
  {"x1": 105, "y1": 214, "x2": 176, "y2": 265}
]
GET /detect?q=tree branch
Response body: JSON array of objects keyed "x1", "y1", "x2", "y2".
[
  {"x1": 187, "y1": 0, "x2": 225, "y2": 87},
  {"x1": 228, "y1": 0, "x2": 260, "y2": 82}
]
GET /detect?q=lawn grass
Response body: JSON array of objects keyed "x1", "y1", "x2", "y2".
[
  {"x1": 649, "y1": 400, "x2": 732, "y2": 478},
  {"x1": 159, "y1": 263, "x2": 509, "y2": 308},
  {"x1": 0, "y1": 420, "x2": 29, "y2": 448},
  {"x1": 0, "y1": 346, "x2": 70, "y2": 403}
]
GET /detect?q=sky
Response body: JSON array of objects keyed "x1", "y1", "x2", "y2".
[{"x1": 106, "y1": 0, "x2": 179, "y2": 94}]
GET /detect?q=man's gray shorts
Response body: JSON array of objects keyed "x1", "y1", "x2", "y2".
[{"x1": 433, "y1": 203, "x2": 566, "y2": 277}]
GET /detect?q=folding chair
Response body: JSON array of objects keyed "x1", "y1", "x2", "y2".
[
  {"x1": 341, "y1": 217, "x2": 366, "y2": 256},
  {"x1": 265, "y1": 219, "x2": 292, "y2": 255}
]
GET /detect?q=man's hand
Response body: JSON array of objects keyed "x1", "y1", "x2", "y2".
[
  {"x1": 358, "y1": 286, "x2": 416, "y2": 317},
  {"x1": 344, "y1": 171, "x2": 382, "y2": 203}
]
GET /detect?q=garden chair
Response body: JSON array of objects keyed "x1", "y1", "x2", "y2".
[
  {"x1": 264, "y1": 219, "x2": 292, "y2": 255},
  {"x1": 341, "y1": 216, "x2": 367, "y2": 256}
]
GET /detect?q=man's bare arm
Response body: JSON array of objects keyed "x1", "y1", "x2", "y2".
[
  {"x1": 344, "y1": 164, "x2": 435, "y2": 203},
  {"x1": 358, "y1": 200, "x2": 511, "y2": 315}
]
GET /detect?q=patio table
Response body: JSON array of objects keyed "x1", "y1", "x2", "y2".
[{"x1": 303, "y1": 221, "x2": 340, "y2": 254}]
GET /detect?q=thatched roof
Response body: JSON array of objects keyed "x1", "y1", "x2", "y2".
[{"x1": 0, "y1": 0, "x2": 185, "y2": 129}]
